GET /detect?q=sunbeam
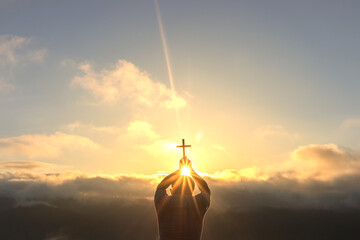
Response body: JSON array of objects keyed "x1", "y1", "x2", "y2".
[{"x1": 155, "y1": 0, "x2": 182, "y2": 134}]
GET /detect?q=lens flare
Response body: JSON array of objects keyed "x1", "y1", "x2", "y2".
[{"x1": 181, "y1": 166, "x2": 191, "y2": 176}]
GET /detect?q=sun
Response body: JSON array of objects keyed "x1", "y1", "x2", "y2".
[{"x1": 181, "y1": 166, "x2": 191, "y2": 176}]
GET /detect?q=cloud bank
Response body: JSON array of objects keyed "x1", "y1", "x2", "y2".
[
  {"x1": 1, "y1": 142, "x2": 360, "y2": 239},
  {"x1": 0, "y1": 166, "x2": 360, "y2": 239}
]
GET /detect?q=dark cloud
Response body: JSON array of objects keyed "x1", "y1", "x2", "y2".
[
  {"x1": 208, "y1": 174, "x2": 360, "y2": 211},
  {"x1": 1, "y1": 170, "x2": 360, "y2": 239},
  {"x1": 203, "y1": 208, "x2": 360, "y2": 240},
  {"x1": 0, "y1": 172, "x2": 155, "y2": 202},
  {"x1": 0, "y1": 197, "x2": 157, "y2": 240}
]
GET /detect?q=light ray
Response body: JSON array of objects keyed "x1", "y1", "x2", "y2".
[{"x1": 155, "y1": 0, "x2": 182, "y2": 134}]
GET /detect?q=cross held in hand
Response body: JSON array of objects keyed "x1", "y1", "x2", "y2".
[{"x1": 177, "y1": 139, "x2": 191, "y2": 159}]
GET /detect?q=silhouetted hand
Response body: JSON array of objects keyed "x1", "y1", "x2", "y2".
[
  {"x1": 188, "y1": 166, "x2": 211, "y2": 195},
  {"x1": 156, "y1": 169, "x2": 181, "y2": 190},
  {"x1": 179, "y1": 157, "x2": 192, "y2": 169},
  {"x1": 189, "y1": 165, "x2": 196, "y2": 175}
]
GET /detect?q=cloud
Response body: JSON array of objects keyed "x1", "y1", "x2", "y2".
[
  {"x1": 0, "y1": 132, "x2": 99, "y2": 159},
  {"x1": 125, "y1": 121, "x2": 160, "y2": 141},
  {"x1": 60, "y1": 58, "x2": 77, "y2": 68},
  {"x1": 71, "y1": 60, "x2": 186, "y2": 108},
  {"x1": 0, "y1": 171, "x2": 157, "y2": 201},
  {"x1": 292, "y1": 144, "x2": 357, "y2": 166},
  {"x1": 0, "y1": 133, "x2": 359, "y2": 239},
  {"x1": 208, "y1": 143, "x2": 360, "y2": 184},
  {"x1": 64, "y1": 120, "x2": 178, "y2": 159},
  {"x1": 208, "y1": 143, "x2": 360, "y2": 182},
  {"x1": 0, "y1": 34, "x2": 47, "y2": 66},
  {"x1": 67, "y1": 121, "x2": 121, "y2": 134},
  {"x1": 0, "y1": 34, "x2": 47, "y2": 90},
  {"x1": 0, "y1": 34, "x2": 29, "y2": 66},
  {"x1": 0, "y1": 143, "x2": 359, "y2": 239},
  {"x1": 0, "y1": 76, "x2": 13, "y2": 91},
  {"x1": 0, "y1": 161, "x2": 54, "y2": 170},
  {"x1": 1, "y1": 154, "x2": 360, "y2": 212},
  {"x1": 255, "y1": 124, "x2": 298, "y2": 140},
  {"x1": 210, "y1": 167, "x2": 269, "y2": 182},
  {"x1": 123, "y1": 120, "x2": 180, "y2": 155},
  {"x1": 0, "y1": 164, "x2": 360, "y2": 239},
  {"x1": 0, "y1": 168, "x2": 360, "y2": 239},
  {"x1": 339, "y1": 117, "x2": 360, "y2": 130},
  {"x1": 289, "y1": 143, "x2": 360, "y2": 180},
  {"x1": 141, "y1": 140, "x2": 178, "y2": 154}
]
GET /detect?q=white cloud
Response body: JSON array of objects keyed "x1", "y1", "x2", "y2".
[
  {"x1": 0, "y1": 132, "x2": 99, "y2": 159},
  {"x1": 71, "y1": 59, "x2": 186, "y2": 108}
]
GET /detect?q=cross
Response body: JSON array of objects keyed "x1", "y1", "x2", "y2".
[{"x1": 177, "y1": 138, "x2": 191, "y2": 159}]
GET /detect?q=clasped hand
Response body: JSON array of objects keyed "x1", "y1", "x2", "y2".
[{"x1": 179, "y1": 157, "x2": 192, "y2": 168}]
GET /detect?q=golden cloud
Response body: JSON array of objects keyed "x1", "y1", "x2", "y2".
[
  {"x1": 126, "y1": 121, "x2": 160, "y2": 141},
  {"x1": 122, "y1": 120, "x2": 178, "y2": 156},
  {"x1": 254, "y1": 124, "x2": 298, "y2": 140},
  {"x1": 289, "y1": 143, "x2": 360, "y2": 180},
  {"x1": 71, "y1": 60, "x2": 186, "y2": 109},
  {"x1": 0, "y1": 132, "x2": 99, "y2": 159},
  {"x1": 207, "y1": 144, "x2": 360, "y2": 183},
  {"x1": 67, "y1": 121, "x2": 122, "y2": 134},
  {"x1": 0, "y1": 161, "x2": 52, "y2": 170}
]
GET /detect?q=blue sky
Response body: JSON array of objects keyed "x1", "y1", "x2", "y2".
[{"x1": 1, "y1": 0, "x2": 360, "y2": 175}]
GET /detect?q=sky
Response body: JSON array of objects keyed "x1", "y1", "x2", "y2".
[
  {"x1": 2, "y1": 1, "x2": 360, "y2": 239},
  {"x1": 1, "y1": 0, "x2": 360, "y2": 179}
]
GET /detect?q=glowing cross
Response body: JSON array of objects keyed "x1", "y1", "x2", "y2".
[{"x1": 177, "y1": 139, "x2": 191, "y2": 159}]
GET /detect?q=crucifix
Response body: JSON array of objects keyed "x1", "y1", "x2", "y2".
[{"x1": 177, "y1": 138, "x2": 191, "y2": 159}]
